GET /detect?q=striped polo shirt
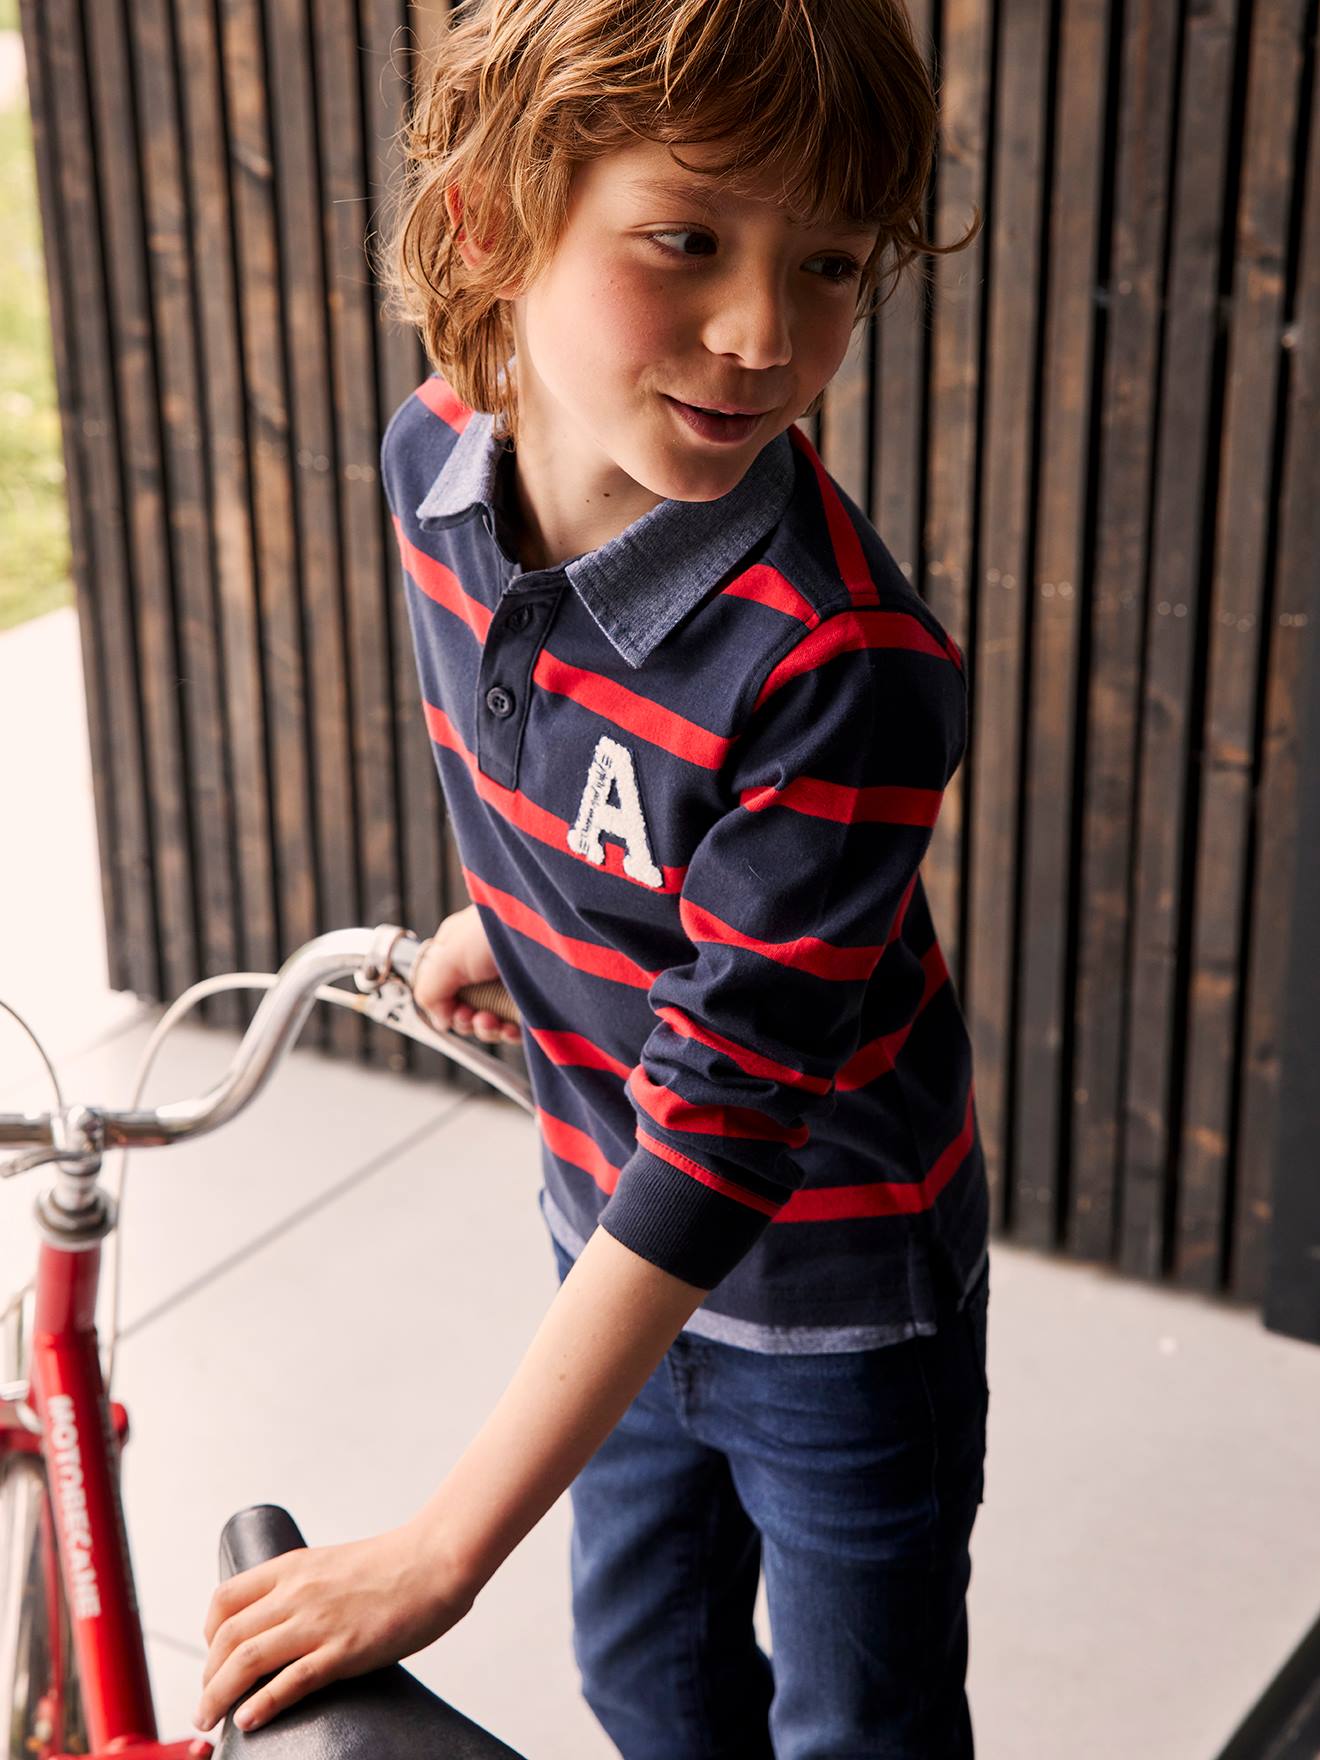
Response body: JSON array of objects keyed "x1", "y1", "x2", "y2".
[{"x1": 381, "y1": 372, "x2": 989, "y2": 1352}]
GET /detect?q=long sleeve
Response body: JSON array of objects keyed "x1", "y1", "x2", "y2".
[{"x1": 595, "y1": 602, "x2": 968, "y2": 1290}]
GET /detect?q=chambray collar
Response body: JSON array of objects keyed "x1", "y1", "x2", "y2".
[{"x1": 414, "y1": 402, "x2": 795, "y2": 670}]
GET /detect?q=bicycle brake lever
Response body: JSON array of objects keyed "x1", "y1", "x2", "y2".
[
  {"x1": 0, "y1": 1144, "x2": 100, "y2": 1180},
  {"x1": 352, "y1": 979, "x2": 535, "y2": 1116}
]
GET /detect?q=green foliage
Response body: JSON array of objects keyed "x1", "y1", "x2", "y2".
[{"x1": 0, "y1": 81, "x2": 72, "y2": 631}]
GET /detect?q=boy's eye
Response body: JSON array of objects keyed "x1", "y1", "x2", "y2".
[{"x1": 644, "y1": 230, "x2": 861, "y2": 284}]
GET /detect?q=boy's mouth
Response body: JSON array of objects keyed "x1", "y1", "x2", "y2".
[{"x1": 663, "y1": 395, "x2": 769, "y2": 445}]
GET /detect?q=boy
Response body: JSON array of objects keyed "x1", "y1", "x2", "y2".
[{"x1": 195, "y1": 0, "x2": 990, "y2": 1753}]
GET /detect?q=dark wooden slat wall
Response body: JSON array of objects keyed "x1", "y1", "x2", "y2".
[{"x1": 18, "y1": 0, "x2": 1320, "y2": 1311}]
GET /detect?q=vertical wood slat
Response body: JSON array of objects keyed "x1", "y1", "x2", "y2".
[
  {"x1": 820, "y1": 308, "x2": 870, "y2": 512},
  {"x1": 367, "y1": 3, "x2": 443, "y2": 1081},
  {"x1": 1264, "y1": 107, "x2": 1320, "y2": 1329},
  {"x1": 871, "y1": 0, "x2": 933, "y2": 952},
  {"x1": 16, "y1": 0, "x2": 1320, "y2": 1309},
  {"x1": 220, "y1": 0, "x2": 319, "y2": 981},
  {"x1": 872, "y1": 0, "x2": 932, "y2": 616},
  {"x1": 872, "y1": 271, "x2": 926, "y2": 593},
  {"x1": 1239, "y1": 0, "x2": 1320, "y2": 1311},
  {"x1": 313, "y1": 0, "x2": 403, "y2": 1070},
  {"x1": 923, "y1": 0, "x2": 991, "y2": 1009},
  {"x1": 966, "y1": 0, "x2": 1051, "y2": 1241},
  {"x1": 264, "y1": 0, "x2": 361, "y2": 1061}
]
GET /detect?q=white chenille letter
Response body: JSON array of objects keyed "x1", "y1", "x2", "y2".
[{"x1": 566, "y1": 734, "x2": 663, "y2": 888}]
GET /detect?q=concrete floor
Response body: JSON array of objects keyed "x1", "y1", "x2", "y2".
[{"x1": 3, "y1": 606, "x2": 1319, "y2": 1758}]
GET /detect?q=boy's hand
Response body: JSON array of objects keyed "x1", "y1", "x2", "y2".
[
  {"x1": 412, "y1": 903, "x2": 522, "y2": 1044},
  {"x1": 194, "y1": 1518, "x2": 475, "y2": 1733}
]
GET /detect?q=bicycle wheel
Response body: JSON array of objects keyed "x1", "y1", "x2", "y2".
[{"x1": 0, "y1": 1297, "x2": 88, "y2": 1758}]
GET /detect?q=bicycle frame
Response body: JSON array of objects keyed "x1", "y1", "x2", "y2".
[
  {"x1": 0, "y1": 924, "x2": 527, "y2": 1758},
  {"x1": 0, "y1": 1240, "x2": 203, "y2": 1757}
]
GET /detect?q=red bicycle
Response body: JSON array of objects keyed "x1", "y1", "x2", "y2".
[{"x1": 0, "y1": 924, "x2": 529, "y2": 1758}]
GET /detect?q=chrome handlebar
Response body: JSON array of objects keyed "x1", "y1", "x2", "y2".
[{"x1": 0, "y1": 925, "x2": 534, "y2": 1185}]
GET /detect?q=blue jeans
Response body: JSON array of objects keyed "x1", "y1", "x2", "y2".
[{"x1": 551, "y1": 1233, "x2": 989, "y2": 1760}]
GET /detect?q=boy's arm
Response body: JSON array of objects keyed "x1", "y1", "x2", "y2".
[
  {"x1": 410, "y1": 1223, "x2": 707, "y2": 1591},
  {"x1": 195, "y1": 1227, "x2": 708, "y2": 1731}
]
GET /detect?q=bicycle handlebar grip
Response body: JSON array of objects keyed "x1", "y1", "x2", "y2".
[
  {"x1": 218, "y1": 1503, "x2": 307, "y2": 1577},
  {"x1": 452, "y1": 979, "x2": 522, "y2": 1025}
]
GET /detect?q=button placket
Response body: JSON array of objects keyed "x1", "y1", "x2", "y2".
[{"x1": 475, "y1": 576, "x2": 565, "y2": 789}]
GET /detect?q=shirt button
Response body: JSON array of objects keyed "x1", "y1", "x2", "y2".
[
  {"x1": 507, "y1": 604, "x2": 533, "y2": 633},
  {"x1": 486, "y1": 685, "x2": 515, "y2": 717}
]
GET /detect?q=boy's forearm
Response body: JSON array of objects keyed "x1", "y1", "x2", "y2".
[{"x1": 406, "y1": 1224, "x2": 709, "y2": 1596}]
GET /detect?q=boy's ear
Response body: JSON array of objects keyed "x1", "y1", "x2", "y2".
[{"x1": 446, "y1": 182, "x2": 498, "y2": 274}]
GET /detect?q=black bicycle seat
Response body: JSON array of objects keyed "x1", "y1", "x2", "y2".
[{"x1": 212, "y1": 1504, "x2": 526, "y2": 1760}]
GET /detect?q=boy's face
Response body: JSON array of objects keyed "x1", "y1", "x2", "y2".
[{"x1": 476, "y1": 138, "x2": 880, "y2": 504}]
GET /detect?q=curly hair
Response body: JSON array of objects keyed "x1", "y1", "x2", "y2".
[{"x1": 370, "y1": 0, "x2": 980, "y2": 446}]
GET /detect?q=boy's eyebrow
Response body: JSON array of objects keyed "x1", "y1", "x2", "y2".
[{"x1": 627, "y1": 174, "x2": 875, "y2": 237}]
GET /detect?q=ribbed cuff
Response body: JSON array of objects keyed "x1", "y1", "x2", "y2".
[{"x1": 596, "y1": 1144, "x2": 777, "y2": 1290}]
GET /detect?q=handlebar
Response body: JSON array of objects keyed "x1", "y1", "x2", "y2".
[{"x1": 0, "y1": 925, "x2": 532, "y2": 1184}]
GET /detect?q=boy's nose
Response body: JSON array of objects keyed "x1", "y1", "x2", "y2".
[{"x1": 702, "y1": 277, "x2": 794, "y2": 370}]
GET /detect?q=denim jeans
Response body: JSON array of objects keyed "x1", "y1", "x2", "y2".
[{"x1": 551, "y1": 1233, "x2": 990, "y2": 1760}]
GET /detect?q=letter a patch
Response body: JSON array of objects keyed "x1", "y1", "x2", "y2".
[{"x1": 566, "y1": 734, "x2": 663, "y2": 888}]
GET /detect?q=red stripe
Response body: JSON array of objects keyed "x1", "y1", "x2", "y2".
[
  {"x1": 533, "y1": 649, "x2": 733, "y2": 769},
  {"x1": 462, "y1": 865, "x2": 659, "y2": 991},
  {"x1": 422, "y1": 700, "x2": 688, "y2": 892},
  {"x1": 634, "y1": 1127, "x2": 782, "y2": 1216},
  {"x1": 756, "y1": 608, "x2": 955, "y2": 709},
  {"x1": 740, "y1": 774, "x2": 945, "y2": 829},
  {"x1": 653, "y1": 1003, "x2": 833, "y2": 1094},
  {"x1": 414, "y1": 376, "x2": 473, "y2": 431},
  {"x1": 835, "y1": 939, "x2": 949, "y2": 1091},
  {"x1": 627, "y1": 1065, "x2": 810, "y2": 1147},
  {"x1": 722, "y1": 562, "x2": 822, "y2": 630},
  {"x1": 531, "y1": 1027, "x2": 633, "y2": 1081},
  {"x1": 396, "y1": 523, "x2": 492, "y2": 643},
  {"x1": 678, "y1": 893, "x2": 890, "y2": 981},
  {"x1": 787, "y1": 424, "x2": 881, "y2": 608},
  {"x1": 775, "y1": 1085, "x2": 977, "y2": 1221},
  {"x1": 538, "y1": 1107, "x2": 619, "y2": 1194}
]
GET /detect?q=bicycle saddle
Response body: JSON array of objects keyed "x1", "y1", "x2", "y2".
[{"x1": 212, "y1": 1505, "x2": 526, "y2": 1760}]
